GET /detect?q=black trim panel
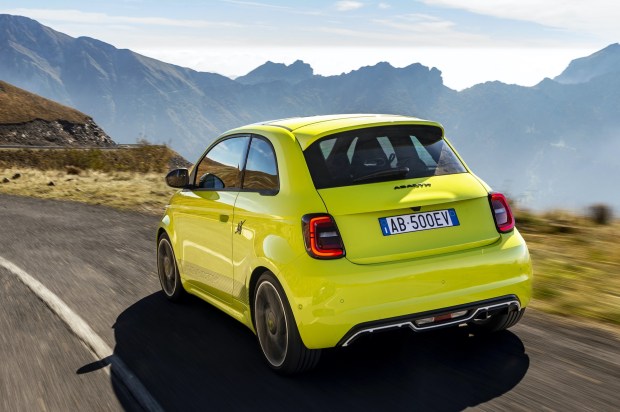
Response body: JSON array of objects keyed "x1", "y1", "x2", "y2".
[{"x1": 337, "y1": 295, "x2": 520, "y2": 347}]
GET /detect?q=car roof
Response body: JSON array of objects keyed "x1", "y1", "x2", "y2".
[
  {"x1": 260, "y1": 114, "x2": 436, "y2": 132},
  {"x1": 231, "y1": 114, "x2": 444, "y2": 150}
]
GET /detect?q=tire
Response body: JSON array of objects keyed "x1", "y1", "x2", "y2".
[
  {"x1": 157, "y1": 233, "x2": 186, "y2": 302},
  {"x1": 253, "y1": 272, "x2": 321, "y2": 374},
  {"x1": 469, "y1": 308, "x2": 525, "y2": 334}
]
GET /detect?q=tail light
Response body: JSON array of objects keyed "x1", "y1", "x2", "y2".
[
  {"x1": 302, "y1": 214, "x2": 345, "y2": 259},
  {"x1": 489, "y1": 192, "x2": 515, "y2": 233}
]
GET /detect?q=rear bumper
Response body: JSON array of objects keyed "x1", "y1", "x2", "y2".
[
  {"x1": 338, "y1": 295, "x2": 521, "y2": 346},
  {"x1": 277, "y1": 229, "x2": 532, "y2": 349}
]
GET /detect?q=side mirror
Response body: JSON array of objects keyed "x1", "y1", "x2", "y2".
[
  {"x1": 165, "y1": 168, "x2": 190, "y2": 188},
  {"x1": 198, "y1": 173, "x2": 225, "y2": 189}
]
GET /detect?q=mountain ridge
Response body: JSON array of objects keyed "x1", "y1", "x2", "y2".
[
  {"x1": 1, "y1": 13, "x2": 619, "y2": 210},
  {"x1": 554, "y1": 43, "x2": 620, "y2": 84},
  {"x1": 236, "y1": 60, "x2": 314, "y2": 85}
]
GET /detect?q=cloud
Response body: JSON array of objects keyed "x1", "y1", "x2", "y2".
[
  {"x1": 335, "y1": 1, "x2": 364, "y2": 12},
  {"x1": 421, "y1": 0, "x2": 620, "y2": 39},
  {"x1": 219, "y1": 0, "x2": 290, "y2": 10},
  {"x1": 378, "y1": 2, "x2": 391, "y2": 9},
  {"x1": 314, "y1": 22, "x2": 486, "y2": 47},
  {"x1": 375, "y1": 13, "x2": 456, "y2": 32},
  {"x1": 1, "y1": 8, "x2": 241, "y2": 28},
  {"x1": 550, "y1": 140, "x2": 577, "y2": 151},
  {"x1": 369, "y1": 13, "x2": 487, "y2": 44}
]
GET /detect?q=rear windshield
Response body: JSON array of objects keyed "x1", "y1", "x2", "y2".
[{"x1": 304, "y1": 125, "x2": 467, "y2": 189}]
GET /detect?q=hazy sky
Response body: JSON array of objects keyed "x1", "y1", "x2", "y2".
[{"x1": 2, "y1": 1, "x2": 618, "y2": 89}]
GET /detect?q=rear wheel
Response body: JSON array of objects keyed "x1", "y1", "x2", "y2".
[
  {"x1": 253, "y1": 272, "x2": 321, "y2": 374},
  {"x1": 469, "y1": 308, "x2": 525, "y2": 334},
  {"x1": 157, "y1": 233, "x2": 186, "y2": 302}
]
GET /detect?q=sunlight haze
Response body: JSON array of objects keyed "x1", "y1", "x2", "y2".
[{"x1": 1, "y1": 0, "x2": 617, "y2": 89}]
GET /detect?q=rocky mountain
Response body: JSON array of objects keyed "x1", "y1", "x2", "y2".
[
  {"x1": 0, "y1": 80, "x2": 113, "y2": 146},
  {"x1": 0, "y1": 15, "x2": 452, "y2": 155},
  {"x1": 0, "y1": 14, "x2": 240, "y2": 157},
  {"x1": 554, "y1": 43, "x2": 620, "y2": 84},
  {"x1": 1, "y1": 13, "x2": 618, "y2": 210},
  {"x1": 235, "y1": 60, "x2": 314, "y2": 85},
  {"x1": 441, "y1": 75, "x2": 620, "y2": 211}
]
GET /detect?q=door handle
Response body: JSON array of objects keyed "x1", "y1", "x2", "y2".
[{"x1": 235, "y1": 220, "x2": 246, "y2": 234}]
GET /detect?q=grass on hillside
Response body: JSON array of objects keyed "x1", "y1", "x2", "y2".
[
  {"x1": 0, "y1": 80, "x2": 88, "y2": 124},
  {"x1": 0, "y1": 167, "x2": 175, "y2": 214},
  {"x1": 0, "y1": 145, "x2": 186, "y2": 214},
  {"x1": 517, "y1": 211, "x2": 620, "y2": 326},
  {"x1": 0, "y1": 145, "x2": 175, "y2": 173},
  {"x1": 1, "y1": 151, "x2": 618, "y2": 327}
]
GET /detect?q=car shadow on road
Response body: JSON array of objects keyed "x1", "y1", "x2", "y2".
[{"x1": 108, "y1": 292, "x2": 529, "y2": 411}]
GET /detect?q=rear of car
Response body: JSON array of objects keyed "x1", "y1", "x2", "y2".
[
  {"x1": 158, "y1": 114, "x2": 532, "y2": 374},
  {"x1": 280, "y1": 119, "x2": 532, "y2": 349}
]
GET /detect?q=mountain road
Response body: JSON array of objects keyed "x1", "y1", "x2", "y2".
[{"x1": 0, "y1": 194, "x2": 618, "y2": 411}]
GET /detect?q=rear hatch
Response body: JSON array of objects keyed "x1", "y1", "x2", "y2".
[
  {"x1": 302, "y1": 124, "x2": 499, "y2": 264},
  {"x1": 318, "y1": 174, "x2": 498, "y2": 264}
]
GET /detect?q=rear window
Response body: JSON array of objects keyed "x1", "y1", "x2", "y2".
[{"x1": 304, "y1": 125, "x2": 466, "y2": 189}]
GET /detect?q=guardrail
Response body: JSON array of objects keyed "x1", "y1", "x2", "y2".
[{"x1": 0, "y1": 144, "x2": 167, "y2": 150}]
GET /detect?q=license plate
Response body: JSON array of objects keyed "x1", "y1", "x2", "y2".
[{"x1": 379, "y1": 208, "x2": 460, "y2": 236}]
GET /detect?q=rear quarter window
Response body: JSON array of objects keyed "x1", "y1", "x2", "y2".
[
  {"x1": 304, "y1": 125, "x2": 466, "y2": 189},
  {"x1": 242, "y1": 137, "x2": 279, "y2": 194}
]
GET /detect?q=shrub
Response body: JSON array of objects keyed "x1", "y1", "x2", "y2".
[{"x1": 588, "y1": 204, "x2": 613, "y2": 225}]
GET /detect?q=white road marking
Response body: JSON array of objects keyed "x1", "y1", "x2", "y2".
[{"x1": 0, "y1": 256, "x2": 164, "y2": 412}]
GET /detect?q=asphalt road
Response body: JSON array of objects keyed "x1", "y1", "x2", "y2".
[{"x1": 0, "y1": 193, "x2": 618, "y2": 411}]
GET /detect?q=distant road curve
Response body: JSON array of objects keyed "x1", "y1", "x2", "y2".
[{"x1": 0, "y1": 144, "x2": 165, "y2": 150}]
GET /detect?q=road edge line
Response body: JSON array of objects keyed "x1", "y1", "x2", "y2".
[{"x1": 0, "y1": 256, "x2": 164, "y2": 412}]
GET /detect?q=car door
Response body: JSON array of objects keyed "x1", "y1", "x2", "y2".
[
  {"x1": 175, "y1": 135, "x2": 250, "y2": 304},
  {"x1": 231, "y1": 135, "x2": 281, "y2": 311}
]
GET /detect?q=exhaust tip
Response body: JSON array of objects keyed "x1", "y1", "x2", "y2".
[{"x1": 472, "y1": 310, "x2": 490, "y2": 322}]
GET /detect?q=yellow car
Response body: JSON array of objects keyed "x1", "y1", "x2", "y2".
[{"x1": 157, "y1": 114, "x2": 532, "y2": 374}]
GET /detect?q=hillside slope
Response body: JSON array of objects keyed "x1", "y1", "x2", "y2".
[
  {"x1": 0, "y1": 80, "x2": 114, "y2": 147},
  {"x1": 0, "y1": 80, "x2": 87, "y2": 124}
]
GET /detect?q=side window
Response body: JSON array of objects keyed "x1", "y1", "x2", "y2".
[
  {"x1": 242, "y1": 137, "x2": 279, "y2": 192},
  {"x1": 194, "y1": 136, "x2": 249, "y2": 189}
]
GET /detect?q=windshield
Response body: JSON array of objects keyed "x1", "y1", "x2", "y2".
[{"x1": 303, "y1": 125, "x2": 467, "y2": 189}]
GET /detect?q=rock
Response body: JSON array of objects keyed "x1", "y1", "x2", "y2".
[
  {"x1": 65, "y1": 165, "x2": 82, "y2": 175},
  {"x1": 47, "y1": 181, "x2": 55, "y2": 186},
  {"x1": 2, "y1": 177, "x2": 9, "y2": 183},
  {"x1": 11, "y1": 173, "x2": 21, "y2": 179},
  {"x1": 0, "y1": 119, "x2": 115, "y2": 147}
]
